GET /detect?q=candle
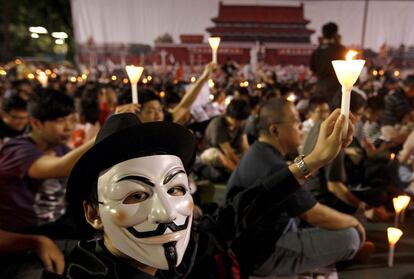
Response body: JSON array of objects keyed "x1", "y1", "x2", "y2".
[
  {"x1": 332, "y1": 50, "x2": 365, "y2": 138},
  {"x1": 208, "y1": 37, "x2": 221, "y2": 64},
  {"x1": 125, "y1": 65, "x2": 144, "y2": 104},
  {"x1": 37, "y1": 71, "x2": 48, "y2": 88},
  {"x1": 387, "y1": 227, "x2": 403, "y2": 267},
  {"x1": 393, "y1": 196, "x2": 410, "y2": 227},
  {"x1": 397, "y1": 195, "x2": 411, "y2": 224}
]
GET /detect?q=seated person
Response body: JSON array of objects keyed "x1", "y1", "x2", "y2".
[
  {"x1": 0, "y1": 94, "x2": 29, "y2": 143},
  {"x1": 201, "y1": 99, "x2": 250, "y2": 173},
  {"x1": 0, "y1": 229, "x2": 64, "y2": 275},
  {"x1": 0, "y1": 90, "x2": 94, "y2": 235},
  {"x1": 49, "y1": 108, "x2": 356, "y2": 278},
  {"x1": 362, "y1": 96, "x2": 384, "y2": 150},
  {"x1": 395, "y1": 129, "x2": 414, "y2": 193},
  {"x1": 69, "y1": 93, "x2": 101, "y2": 148},
  {"x1": 122, "y1": 63, "x2": 216, "y2": 124},
  {"x1": 380, "y1": 75, "x2": 414, "y2": 145},
  {"x1": 227, "y1": 98, "x2": 368, "y2": 276},
  {"x1": 302, "y1": 96, "x2": 330, "y2": 142},
  {"x1": 303, "y1": 90, "x2": 390, "y2": 215}
]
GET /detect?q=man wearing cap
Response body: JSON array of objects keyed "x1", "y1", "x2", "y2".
[{"x1": 52, "y1": 108, "x2": 354, "y2": 278}]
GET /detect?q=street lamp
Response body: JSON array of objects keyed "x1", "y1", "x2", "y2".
[{"x1": 29, "y1": 26, "x2": 48, "y2": 34}]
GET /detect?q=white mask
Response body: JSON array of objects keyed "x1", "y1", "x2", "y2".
[{"x1": 97, "y1": 155, "x2": 193, "y2": 270}]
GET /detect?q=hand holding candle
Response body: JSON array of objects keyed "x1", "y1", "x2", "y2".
[
  {"x1": 332, "y1": 51, "x2": 365, "y2": 138},
  {"x1": 125, "y1": 65, "x2": 144, "y2": 104},
  {"x1": 208, "y1": 37, "x2": 221, "y2": 64},
  {"x1": 387, "y1": 227, "x2": 403, "y2": 267},
  {"x1": 37, "y1": 71, "x2": 48, "y2": 88}
]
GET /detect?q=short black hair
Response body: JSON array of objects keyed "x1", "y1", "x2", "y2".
[
  {"x1": 403, "y1": 75, "x2": 414, "y2": 87},
  {"x1": 308, "y1": 97, "x2": 328, "y2": 113},
  {"x1": 140, "y1": 88, "x2": 162, "y2": 105},
  {"x1": 2, "y1": 94, "x2": 28, "y2": 113},
  {"x1": 28, "y1": 89, "x2": 75, "y2": 122},
  {"x1": 164, "y1": 92, "x2": 181, "y2": 106},
  {"x1": 322, "y1": 22, "x2": 338, "y2": 39},
  {"x1": 237, "y1": 86, "x2": 249, "y2": 97},
  {"x1": 226, "y1": 99, "x2": 250, "y2": 120},
  {"x1": 257, "y1": 97, "x2": 290, "y2": 135},
  {"x1": 80, "y1": 97, "x2": 100, "y2": 124},
  {"x1": 366, "y1": 96, "x2": 385, "y2": 111}
]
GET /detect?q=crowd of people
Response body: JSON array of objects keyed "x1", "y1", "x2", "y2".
[{"x1": 0, "y1": 22, "x2": 413, "y2": 279}]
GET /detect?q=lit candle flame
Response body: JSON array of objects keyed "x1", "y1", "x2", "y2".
[
  {"x1": 387, "y1": 227, "x2": 403, "y2": 246},
  {"x1": 287, "y1": 93, "x2": 297, "y2": 102},
  {"x1": 125, "y1": 65, "x2": 144, "y2": 104},
  {"x1": 37, "y1": 71, "x2": 48, "y2": 88},
  {"x1": 208, "y1": 37, "x2": 221, "y2": 63},
  {"x1": 125, "y1": 65, "x2": 144, "y2": 84},
  {"x1": 345, "y1": 50, "x2": 358, "y2": 61},
  {"x1": 393, "y1": 197, "x2": 406, "y2": 214},
  {"x1": 390, "y1": 153, "x2": 396, "y2": 160},
  {"x1": 208, "y1": 37, "x2": 221, "y2": 50},
  {"x1": 397, "y1": 195, "x2": 411, "y2": 211}
]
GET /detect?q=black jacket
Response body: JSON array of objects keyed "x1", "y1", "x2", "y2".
[{"x1": 44, "y1": 166, "x2": 301, "y2": 279}]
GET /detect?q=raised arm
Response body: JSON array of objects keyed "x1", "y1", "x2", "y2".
[
  {"x1": 171, "y1": 63, "x2": 217, "y2": 123},
  {"x1": 28, "y1": 138, "x2": 95, "y2": 179},
  {"x1": 231, "y1": 109, "x2": 355, "y2": 224}
]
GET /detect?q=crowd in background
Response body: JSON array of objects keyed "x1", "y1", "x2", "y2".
[{"x1": 0, "y1": 22, "x2": 413, "y2": 278}]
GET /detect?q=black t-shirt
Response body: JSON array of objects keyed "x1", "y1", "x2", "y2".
[
  {"x1": 227, "y1": 141, "x2": 317, "y2": 229},
  {"x1": 204, "y1": 116, "x2": 244, "y2": 151},
  {"x1": 310, "y1": 43, "x2": 347, "y2": 100},
  {"x1": 0, "y1": 118, "x2": 25, "y2": 143}
]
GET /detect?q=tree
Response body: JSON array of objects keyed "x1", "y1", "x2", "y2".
[
  {"x1": 154, "y1": 33, "x2": 174, "y2": 44},
  {"x1": 0, "y1": 0, "x2": 73, "y2": 61}
]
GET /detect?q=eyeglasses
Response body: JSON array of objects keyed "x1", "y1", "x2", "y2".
[
  {"x1": 274, "y1": 118, "x2": 302, "y2": 126},
  {"x1": 6, "y1": 113, "x2": 29, "y2": 121}
]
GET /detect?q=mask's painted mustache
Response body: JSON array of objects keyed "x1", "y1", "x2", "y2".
[{"x1": 126, "y1": 217, "x2": 189, "y2": 238}]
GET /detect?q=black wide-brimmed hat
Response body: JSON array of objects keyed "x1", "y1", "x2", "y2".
[{"x1": 65, "y1": 113, "x2": 196, "y2": 234}]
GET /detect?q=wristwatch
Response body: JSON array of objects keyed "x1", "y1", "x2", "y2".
[{"x1": 294, "y1": 154, "x2": 312, "y2": 180}]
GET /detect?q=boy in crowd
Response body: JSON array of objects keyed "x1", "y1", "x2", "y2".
[{"x1": 0, "y1": 94, "x2": 29, "y2": 143}]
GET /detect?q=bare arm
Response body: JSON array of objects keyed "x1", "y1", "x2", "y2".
[
  {"x1": 219, "y1": 142, "x2": 240, "y2": 165},
  {"x1": 239, "y1": 134, "x2": 249, "y2": 154},
  {"x1": 0, "y1": 230, "x2": 65, "y2": 274},
  {"x1": 301, "y1": 203, "x2": 365, "y2": 244},
  {"x1": 327, "y1": 181, "x2": 363, "y2": 209},
  {"x1": 28, "y1": 138, "x2": 95, "y2": 179},
  {"x1": 399, "y1": 131, "x2": 414, "y2": 164},
  {"x1": 301, "y1": 202, "x2": 360, "y2": 230},
  {"x1": 289, "y1": 109, "x2": 355, "y2": 185},
  {"x1": 171, "y1": 63, "x2": 217, "y2": 123},
  {"x1": 287, "y1": 111, "x2": 366, "y2": 244}
]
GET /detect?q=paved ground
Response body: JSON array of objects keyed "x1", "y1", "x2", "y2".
[
  {"x1": 198, "y1": 182, "x2": 414, "y2": 279},
  {"x1": 338, "y1": 215, "x2": 414, "y2": 279}
]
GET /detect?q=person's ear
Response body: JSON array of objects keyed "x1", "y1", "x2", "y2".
[
  {"x1": 84, "y1": 201, "x2": 103, "y2": 230},
  {"x1": 269, "y1": 124, "x2": 278, "y2": 137},
  {"x1": 30, "y1": 118, "x2": 42, "y2": 130}
]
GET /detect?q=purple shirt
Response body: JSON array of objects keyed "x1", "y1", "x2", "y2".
[{"x1": 0, "y1": 136, "x2": 70, "y2": 232}]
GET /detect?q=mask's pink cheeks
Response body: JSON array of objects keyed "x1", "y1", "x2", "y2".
[
  {"x1": 109, "y1": 208, "x2": 128, "y2": 224},
  {"x1": 175, "y1": 197, "x2": 194, "y2": 216}
]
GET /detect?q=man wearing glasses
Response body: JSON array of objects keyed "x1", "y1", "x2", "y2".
[
  {"x1": 0, "y1": 94, "x2": 29, "y2": 143},
  {"x1": 227, "y1": 97, "x2": 368, "y2": 277}
]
